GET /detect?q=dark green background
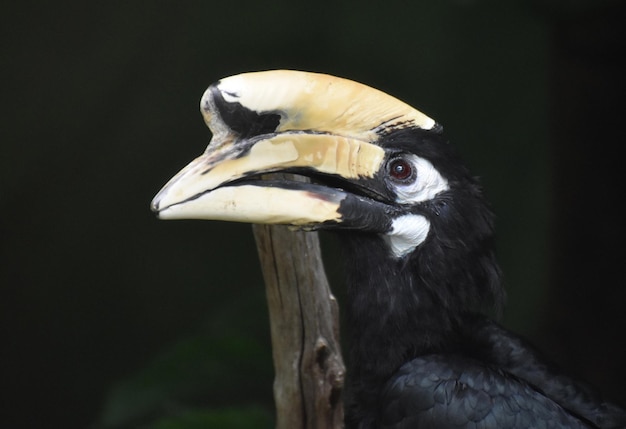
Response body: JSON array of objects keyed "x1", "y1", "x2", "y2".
[{"x1": 2, "y1": 1, "x2": 625, "y2": 428}]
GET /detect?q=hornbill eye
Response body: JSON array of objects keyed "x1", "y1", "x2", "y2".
[
  {"x1": 384, "y1": 154, "x2": 447, "y2": 205},
  {"x1": 388, "y1": 157, "x2": 415, "y2": 183}
]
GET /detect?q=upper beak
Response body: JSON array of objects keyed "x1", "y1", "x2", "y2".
[
  {"x1": 150, "y1": 70, "x2": 435, "y2": 230},
  {"x1": 150, "y1": 131, "x2": 385, "y2": 226}
]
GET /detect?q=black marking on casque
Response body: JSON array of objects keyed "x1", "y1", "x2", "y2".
[
  {"x1": 371, "y1": 116, "x2": 404, "y2": 135},
  {"x1": 210, "y1": 85, "x2": 281, "y2": 140}
]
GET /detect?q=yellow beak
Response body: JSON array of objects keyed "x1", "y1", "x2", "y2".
[{"x1": 151, "y1": 70, "x2": 435, "y2": 229}]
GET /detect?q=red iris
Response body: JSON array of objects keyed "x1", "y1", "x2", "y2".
[{"x1": 389, "y1": 158, "x2": 413, "y2": 181}]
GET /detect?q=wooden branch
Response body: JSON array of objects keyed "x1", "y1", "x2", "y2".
[{"x1": 253, "y1": 222, "x2": 345, "y2": 429}]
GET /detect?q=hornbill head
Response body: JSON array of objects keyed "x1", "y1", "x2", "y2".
[{"x1": 151, "y1": 70, "x2": 502, "y2": 314}]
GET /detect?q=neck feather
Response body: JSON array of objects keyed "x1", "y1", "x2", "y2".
[{"x1": 339, "y1": 227, "x2": 502, "y2": 388}]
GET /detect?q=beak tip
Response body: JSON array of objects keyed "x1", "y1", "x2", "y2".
[
  {"x1": 150, "y1": 195, "x2": 163, "y2": 216},
  {"x1": 150, "y1": 192, "x2": 180, "y2": 220}
]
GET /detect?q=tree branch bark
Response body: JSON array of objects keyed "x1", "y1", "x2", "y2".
[{"x1": 253, "y1": 221, "x2": 345, "y2": 429}]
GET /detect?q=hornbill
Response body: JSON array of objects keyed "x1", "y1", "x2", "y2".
[{"x1": 151, "y1": 70, "x2": 626, "y2": 428}]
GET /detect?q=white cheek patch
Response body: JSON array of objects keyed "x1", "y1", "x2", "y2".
[
  {"x1": 383, "y1": 214, "x2": 431, "y2": 258},
  {"x1": 395, "y1": 156, "x2": 449, "y2": 204}
]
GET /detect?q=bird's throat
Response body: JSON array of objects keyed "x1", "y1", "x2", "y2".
[{"x1": 339, "y1": 233, "x2": 462, "y2": 384}]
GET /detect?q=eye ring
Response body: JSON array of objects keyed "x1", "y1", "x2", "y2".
[{"x1": 387, "y1": 157, "x2": 416, "y2": 183}]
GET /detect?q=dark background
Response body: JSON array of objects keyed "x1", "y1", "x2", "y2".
[{"x1": 2, "y1": 1, "x2": 625, "y2": 428}]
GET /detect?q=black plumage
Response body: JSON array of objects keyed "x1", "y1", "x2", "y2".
[{"x1": 340, "y1": 129, "x2": 625, "y2": 429}]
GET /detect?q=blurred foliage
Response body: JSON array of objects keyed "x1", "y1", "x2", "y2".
[
  {"x1": 148, "y1": 407, "x2": 273, "y2": 429},
  {"x1": 97, "y1": 332, "x2": 273, "y2": 428}
]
